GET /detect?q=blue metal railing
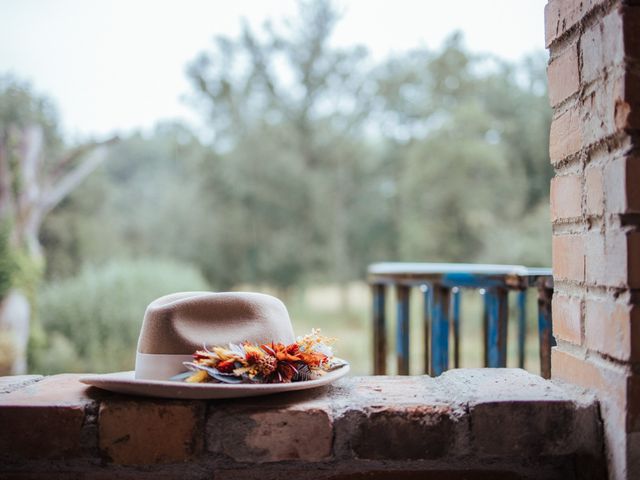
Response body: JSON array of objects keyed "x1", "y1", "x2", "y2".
[{"x1": 367, "y1": 263, "x2": 554, "y2": 378}]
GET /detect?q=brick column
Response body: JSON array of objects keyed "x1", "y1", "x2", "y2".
[{"x1": 546, "y1": 0, "x2": 640, "y2": 478}]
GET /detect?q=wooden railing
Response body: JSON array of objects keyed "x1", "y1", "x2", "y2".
[{"x1": 367, "y1": 263, "x2": 554, "y2": 378}]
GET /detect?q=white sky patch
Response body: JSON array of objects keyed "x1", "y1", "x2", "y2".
[{"x1": 0, "y1": 0, "x2": 547, "y2": 142}]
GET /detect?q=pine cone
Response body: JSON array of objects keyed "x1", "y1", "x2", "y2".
[{"x1": 256, "y1": 355, "x2": 278, "y2": 376}]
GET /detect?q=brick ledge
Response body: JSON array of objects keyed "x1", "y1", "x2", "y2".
[{"x1": 0, "y1": 369, "x2": 604, "y2": 480}]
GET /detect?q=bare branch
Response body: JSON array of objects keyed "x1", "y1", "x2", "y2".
[
  {"x1": 17, "y1": 125, "x2": 44, "y2": 213},
  {"x1": 49, "y1": 136, "x2": 118, "y2": 182},
  {"x1": 0, "y1": 134, "x2": 12, "y2": 222},
  {"x1": 40, "y1": 137, "x2": 118, "y2": 216}
]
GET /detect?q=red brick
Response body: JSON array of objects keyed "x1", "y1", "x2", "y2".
[
  {"x1": 339, "y1": 406, "x2": 456, "y2": 460},
  {"x1": 548, "y1": 42, "x2": 580, "y2": 107},
  {"x1": 589, "y1": 229, "x2": 640, "y2": 289},
  {"x1": 585, "y1": 230, "x2": 606, "y2": 286},
  {"x1": 585, "y1": 167, "x2": 604, "y2": 215},
  {"x1": 585, "y1": 298, "x2": 639, "y2": 361},
  {"x1": 582, "y1": 75, "x2": 626, "y2": 146},
  {"x1": 552, "y1": 348, "x2": 640, "y2": 433},
  {"x1": 552, "y1": 234, "x2": 586, "y2": 282},
  {"x1": 551, "y1": 349, "x2": 624, "y2": 421},
  {"x1": 607, "y1": 155, "x2": 640, "y2": 214},
  {"x1": 99, "y1": 399, "x2": 204, "y2": 465},
  {"x1": 549, "y1": 106, "x2": 582, "y2": 163},
  {"x1": 0, "y1": 374, "x2": 95, "y2": 460},
  {"x1": 580, "y1": 8, "x2": 625, "y2": 84},
  {"x1": 0, "y1": 375, "x2": 42, "y2": 394},
  {"x1": 545, "y1": 0, "x2": 608, "y2": 47},
  {"x1": 603, "y1": 230, "x2": 640, "y2": 288},
  {"x1": 552, "y1": 294, "x2": 583, "y2": 344},
  {"x1": 213, "y1": 408, "x2": 333, "y2": 462},
  {"x1": 550, "y1": 174, "x2": 582, "y2": 221},
  {"x1": 0, "y1": 373, "x2": 95, "y2": 406},
  {"x1": 470, "y1": 401, "x2": 584, "y2": 456}
]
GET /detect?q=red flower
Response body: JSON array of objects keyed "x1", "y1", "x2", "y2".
[{"x1": 216, "y1": 359, "x2": 235, "y2": 373}]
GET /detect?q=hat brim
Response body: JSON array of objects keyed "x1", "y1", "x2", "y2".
[{"x1": 79, "y1": 362, "x2": 350, "y2": 399}]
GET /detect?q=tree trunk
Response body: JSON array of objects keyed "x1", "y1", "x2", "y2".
[
  {"x1": 0, "y1": 289, "x2": 30, "y2": 374},
  {"x1": 0, "y1": 123, "x2": 116, "y2": 374}
]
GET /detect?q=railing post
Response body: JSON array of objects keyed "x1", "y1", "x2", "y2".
[
  {"x1": 485, "y1": 287, "x2": 509, "y2": 367},
  {"x1": 422, "y1": 285, "x2": 430, "y2": 374},
  {"x1": 451, "y1": 287, "x2": 461, "y2": 368},
  {"x1": 517, "y1": 290, "x2": 527, "y2": 369},
  {"x1": 537, "y1": 278, "x2": 554, "y2": 379},
  {"x1": 396, "y1": 284, "x2": 411, "y2": 375},
  {"x1": 372, "y1": 283, "x2": 387, "y2": 375},
  {"x1": 482, "y1": 290, "x2": 488, "y2": 367},
  {"x1": 430, "y1": 284, "x2": 450, "y2": 376}
]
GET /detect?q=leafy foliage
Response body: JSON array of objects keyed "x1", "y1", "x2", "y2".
[
  {"x1": 32, "y1": 259, "x2": 209, "y2": 374},
  {"x1": 41, "y1": 1, "x2": 552, "y2": 295}
]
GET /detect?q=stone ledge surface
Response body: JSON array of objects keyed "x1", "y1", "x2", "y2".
[{"x1": 0, "y1": 369, "x2": 605, "y2": 480}]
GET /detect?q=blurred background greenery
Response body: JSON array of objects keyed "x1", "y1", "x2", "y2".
[{"x1": 0, "y1": 0, "x2": 551, "y2": 376}]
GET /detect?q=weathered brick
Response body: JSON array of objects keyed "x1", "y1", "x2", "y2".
[
  {"x1": 443, "y1": 369, "x2": 601, "y2": 458},
  {"x1": 340, "y1": 406, "x2": 456, "y2": 460},
  {"x1": 585, "y1": 167, "x2": 604, "y2": 216},
  {"x1": 549, "y1": 106, "x2": 583, "y2": 163},
  {"x1": 471, "y1": 401, "x2": 579, "y2": 456},
  {"x1": 602, "y1": 230, "x2": 640, "y2": 288},
  {"x1": 548, "y1": 42, "x2": 580, "y2": 106},
  {"x1": 0, "y1": 375, "x2": 42, "y2": 394},
  {"x1": 553, "y1": 347, "x2": 640, "y2": 427},
  {"x1": 211, "y1": 408, "x2": 333, "y2": 462},
  {"x1": 605, "y1": 155, "x2": 640, "y2": 214},
  {"x1": 552, "y1": 294, "x2": 583, "y2": 344},
  {"x1": 585, "y1": 229, "x2": 606, "y2": 286},
  {"x1": 99, "y1": 399, "x2": 204, "y2": 465},
  {"x1": 582, "y1": 74, "x2": 626, "y2": 146},
  {"x1": 0, "y1": 374, "x2": 96, "y2": 460},
  {"x1": 548, "y1": 2, "x2": 640, "y2": 477},
  {"x1": 545, "y1": 0, "x2": 608, "y2": 47},
  {"x1": 580, "y1": 7, "x2": 625, "y2": 84},
  {"x1": 585, "y1": 298, "x2": 639, "y2": 361},
  {"x1": 550, "y1": 174, "x2": 582, "y2": 221},
  {"x1": 551, "y1": 349, "x2": 636, "y2": 479},
  {"x1": 552, "y1": 234, "x2": 585, "y2": 282},
  {"x1": 582, "y1": 227, "x2": 640, "y2": 288}
]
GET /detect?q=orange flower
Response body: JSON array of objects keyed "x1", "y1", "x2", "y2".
[
  {"x1": 216, "y1": 359, "x2": 236, "y2": 373},
  {"x1": 245, "y1": 350, "x2": 262, "y2": 363},
  {"x1": 298, "y1": 350, "x2": 326, "y2": 367},
  {"x1": 261, "y1": 343, "x2": 299, "y2": 362}
]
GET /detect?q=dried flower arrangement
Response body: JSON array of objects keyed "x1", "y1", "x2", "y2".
[{"x1": 172, "y1": 329, "x2": 347, "y2": 384}]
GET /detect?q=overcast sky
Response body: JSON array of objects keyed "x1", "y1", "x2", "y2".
[{"x1": 0, "y1": 0, "x2": 547, "y2": 141}]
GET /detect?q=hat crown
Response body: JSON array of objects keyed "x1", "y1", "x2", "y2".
[{"x1": 137, "y1": 291, "x2": 296, "y2": 355}]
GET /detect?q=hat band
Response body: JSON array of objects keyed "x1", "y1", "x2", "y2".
[{"x1": 135, "y1": 352, "x2": 194, "y2": 380}]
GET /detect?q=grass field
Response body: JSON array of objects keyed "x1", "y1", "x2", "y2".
[{"x1": 287, "y1": 283, "x2": 543, "y2": 376}]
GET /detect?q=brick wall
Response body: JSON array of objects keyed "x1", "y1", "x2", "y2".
[
  {"x1": 545, "y1": 0, "x2": 640, "y2": 478},
  {"x1": 0, "y1": 370, "x2": 603, "y2": 479}
]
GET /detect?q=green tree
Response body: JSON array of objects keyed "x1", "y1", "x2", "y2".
[
  {"x1": 187, "y1": 0, "x2": 381, "y2": 300},
  {"x1": 0, "y1": 76, "x2": 116, "y2": 373},
  {"x1": 41, "y1": 123, "x2": 212, "y2": 280},
  {"x1": 374, "y1": 34, "x2": 552, "y2": 264}
]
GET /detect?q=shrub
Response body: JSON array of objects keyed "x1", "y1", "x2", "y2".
[{"x1": 32, "y1": 258, "x2": 210, "y2": 374}]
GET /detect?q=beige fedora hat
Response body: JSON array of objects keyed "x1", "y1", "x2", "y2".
[{"x1": 80, "y1": 292, "x2": 349, "y2": 399}]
